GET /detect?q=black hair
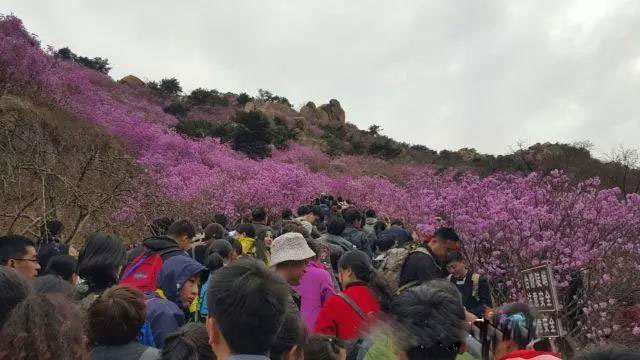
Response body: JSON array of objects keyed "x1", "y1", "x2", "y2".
[
  {"x1": 373, "y1": 221, "x2": 387, "y2": 235},
  {"x1": 338, "y1": 251, "x2": 393, "y2": 309},
  {"x1": 252, "y1": 207, "x2": 267, "y2": 222},
  {"x1": 376, "y1": 233, "x2": 397, "y2": 253},
  {"x1": 270, "y1": 312, "x2": 307, "y2": 360},
  {"x1": 255, "y1": 228, "x2": 273, "y2": 265},
  {"x1": 281, "y1": 208, "x2": 293, "y2": 220},
  {"x1": 33, "y1": 274, "x2": 77, "y2": 300},
  {"x1": 573, "y1": 349, "x2": 639, "y2": 360},
  {"x1": 206, "y1": 239, "x2": 234, "y2": 260},
  {"x1": 148, "y1": 217, "x2": 175, "y2": 237},
  {"x1": 326, "y1": 216, "x2": 346, "y2": 236},
  {"x1": 391, "y1": 219, "x2": 404, "y2": 227},
  {"x1": 77, "y1": 233, "x2": 126, "y2": 293},
  {"x1": 161, "y1": 323, "x2": 215, "y2": 360},
  {"x1": 87, "y1": 286, "x2": 146, "y2": 347},
  {"x1": 45, "y1": 254, "x2": 77, "y2": 282},
  {"x1": 434, "y1": 227, "x2": 460, "y2": 243},
  {"x1": 309, "y1": 205, "x2": 324, "y2": 219},
  {"x1": 204, "y1": 253, "x2": 225, "y2": 273},
  {"x1": 304, "y1": 336, "x2": 346, "y2": 360},
  {"x1": 337, "y1": 197, "x2": 343, "y2": 202},
  {"x1": 39, "y1": 219, "x2": 64, "y2": 244},
  {"x1": 168, "y1": 219, "x2": 196, "y2": 240},
  {"x1": 446, "y1": 251, "x2": 464, "y2": 265},
  {"x1": 0, "y1": 235, "x2": 36, "y2": 266},
  {"x1": 236, "y1": 223, "x2": 256, "y2": 238},
  {"x1": 342, "y1": 208, "x2": 363, "y2": 225},
  {"x1": 365, "y1": 209, "x2": 376, "y2": 218},
  {"x1": 203, "y1": 223, "x2": 226, "y2": 241},
  {"x1": 230, "y1": 238, "x2": 243, "y2": 256},
  {"x1": 207, "y1": 258, "x2": 289, "y2": 355},
  {"x1": 0, "y1": 266, "x2": 31, "y2": 327},
  {"x1": 297, "y1": 205, "x2": 310, "y2": 217},
  {"x1": 214, "y1": 213, "x2": 229, "y2": 229},
  {"x1": 390, "y1": 281, "x2": 466, "y2": 360}
]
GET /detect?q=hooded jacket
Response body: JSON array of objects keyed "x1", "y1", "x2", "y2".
[
  {"x1": 342, "y1": 226, "x2": 373, "y2": 258},
  {"x1": 127, "y1": 235, "x2": 184, "y2": 264},
  {"x1": 145, "y1": 255, "x2": 205, "y2": 348}
]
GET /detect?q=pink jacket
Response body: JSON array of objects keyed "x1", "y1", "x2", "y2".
[{"x1": 293, "y1": 260, "x2": 336, "y2": 331}]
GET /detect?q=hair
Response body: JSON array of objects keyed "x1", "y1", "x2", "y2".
[
  {"x1": 204, "y1": 223, "x2": 226, "y2": 241},
  {"x1": 148, "y1": 217, "x2": 175, "y2": 237},
  {"x1": 309, "y1": 205, "x2": 324, "y2": 219},
  {"x1": 213, "y1": 213, "x2": 229, "y2": 229},
  {"x1": 270, "y1": 312, "x2": 307, "y2": 360},
  {"x1": 365, "y1": 209, "x2": 376, "y2": 218},
  {"x1": 391, "y1": 219, "x2": 404, "y2": 227},
  {"x1": 206, "y1": 239, "x2": 234, "y2": 260},
  {"x1": 282, "y1": 222, "x2": 307, "y2": 236},
  {"x1": 0, "y1": 266, "x2": 31, "y2": 327},
  {"x1": 204, "y1": 253, "x2": 225, "y2": 273},
  {"x1": 161, "y1": 323, "x2": 215, "y2": 360},
  {"x1": 252, "y1": 207, "x2": 268, "y2": 222},
  {"x1": 482, "y1": 302, "x2": 537, "y2": 355},
  {"x1": 39, "y1": 219, "x2": 64, "y2": 244},
  {"x1": 168, "y1": 219, "x2": 196, "y2": 240},
  {"x1": 87, "y1": 285, "x2": 146, "y2": 346},
  {"x1": 390, "y1": 281, "x2": 466, "y2": 360},
  {"x1": 376, "y1": 233, "x2": 397, "y2": 253},
  {"x1": 373, "y1": 221, "x2": 387, "y2": 235},
  {"x1": 33, "y1": 274, "x2": 76, "y2": 300},
  {"x1": 338, "y1": 250, "x2": 393, "y2": 308},
  {"x1": 297, "y1": 205, "x2": 310, "y2": 217},
  {"x1": 45, "y1": 254, "x2": 77, "y2": 282},
  {"x1": 342, "y1": 208, "x2": 363, "y2": 225},
  {"x1": 77, "y1": 233, "x2": 126, "y2": 293},
  {"x1": 0, "y1": 294, "x2": 88, "y2": 360},
  {"x1": 235, "y1": 223, "x2": 256, "y2": 238},
  {"x1": 573, "y1": 349, "x2": 639, "y2": 360},
  {"x1": 446, "y1": 251, "x2": 464, "y2": 265},
  {"x1": 281, "y1": 208, "x2": 293, "y2": 220},
  {"x1": 326, "y1": 216, "x2": 346, "y2": 236},
  {"x1": 434, "y1": 227, "x2": 460, "y2": 243},
  {"x1": 0, "y1": 235, "x2": 36, "y2": 265},
  {"x1": 255, "y1": 228, "x2": 273, "y2": 264},
  {"x1": 304, "y1": 336, "x2": 346, "y2": 360},
  {"x1": 207, "y1": 258, "x2": 289, "y2": 355},
  {"x1": 230, "y1": 238, "x2": 243, "y2": 256}
]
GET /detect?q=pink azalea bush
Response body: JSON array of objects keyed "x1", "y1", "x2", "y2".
[{"x1": 2, "y1": 15, "x2": 640, "y2": 347}]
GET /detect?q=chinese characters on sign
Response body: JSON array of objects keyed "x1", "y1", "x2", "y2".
[{"x1": 522, "y1": 264, "x2": 562, "y2": 338}]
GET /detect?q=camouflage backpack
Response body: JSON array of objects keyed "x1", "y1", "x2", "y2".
[{"x1": 379, "y1": 243, "x2": 431, "y2": 294}]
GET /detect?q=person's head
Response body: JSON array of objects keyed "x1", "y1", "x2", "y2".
[
  {"x1": 327, "y1": 216, "x2": 347, "y2": 237},
  {"x1": 365, "y1": 209, "x2": 376, "y2": 219},
  {"x1": 158, "y1": 255, "x2": 206, "y2": 310},
  {"x1": 39, "y1": 219, "x2": 64, "y2": 243},
  {"x1": 0, "y1": 235, "x2": 40, "y2": 279},
  {"x1": 207, "y1": 239, "x2": 236, "y2": 263},
  {"x1": 428, "y1": 227, "x2": 461, "y2": 260},
  {"x1": 390, "y1": 282, "x2": 467, "y2": 360},
  {"x1": 45, "y1": 254, "x2": 78, "y2": 284},
  {"x1": 271, "y1": 232, "x2": 316, "y2": 286},
  {"x1": 255, "y1": 228, "x2": 274, "y2": 264},
  {"x1": 168, "y1": 219, "x2": 197, "y2": 251},
  {"x1": 206, "y1": 258, "x2": 289, "y2": 359},
  {"x1": 305, "y1": 206, "x2": 324, "y2": 224},
  {"x1": 281, "y1": 208, "x2": 293, "y2": 221},
  {"x1": 343, "y1": 208, "x2": 364, "y2": 228},
  {"x1": 77, "y1": 233, "x2": 126, "y2": 291},
  {"x1": 87, "y1": 285, "x2": 146, "y2": 346},
  {"x1": 376, "y1": 233, "x2": 397, "y2": 253},
  {"x1": 204, "y1": 223, "x2": 226, "y2": 242},
  {"x1": 213, "y1": 213, "x2": 229, "y2": 229},
  {"x1": 486, "y1": 303, "x2": 537, "y2": 360},
  {"x1": 0, "y1": 294, "x2": 88, "y2": 360},
  {"x1": 252, "y1": 207, "x2": 268, "y2": 224},
  {"x1": 297, "y1": 205, "x2": 310, "y2": 217},
  {"x1": 0, "y1": 266, "x2": 30, "y2": 328},
  {"x1": 282, "y1": 222, "x2": 307, "y2": 236},
  {"x1": 337, "y1": 251, "x2": 393, "y2": 306},
  {"x1": 446, "y1": 251, "x2": 467, "y2": 278},
  {"x1": 270, "y1": 312, "x2": 306, "y2": 360},
  {"x1": 304, "y1": 336, "x2": 347, "y2": 360},
  {"x1": 234, "y1": 223, "x2": 256, "y2": 240},
  {"x1": 162, "y1": 323, "x2": 216, "y2": 360},
  {"x1": 33, "y1": 274, "x2": 77, "y2": 300},
  {"x1": 573, "y1": 349, "x2": 639, "y2": 360},
  {"x1": 149, "y1": 217, "x2": 175, "y2": 237},
  {"x1": 373, "y1": 221, "x2": 387, "y2": 235},
  {"x1": 230, "y1": 238, "x2": 243, "y2": 259},
  {"x1": 391, "y1": 219, "x2": 404, "y2": 227}
]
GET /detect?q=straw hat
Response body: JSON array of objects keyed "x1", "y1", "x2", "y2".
[{"x1": 270, "y1": 232, "x2": 316, "y2": 267}]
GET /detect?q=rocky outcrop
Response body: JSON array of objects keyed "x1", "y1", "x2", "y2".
[
  {"x1": 118, "y1": 75, "x2": 146, "y2": 89},
  {"x1": 319, "y1": 99, "x2": 345, "y2": 123},
  {"x1": 300, "y1": 99, "x2": 345, "y2": 126}
]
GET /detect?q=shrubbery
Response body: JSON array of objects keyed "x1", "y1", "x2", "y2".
[
  {"x1": 187, "y1": 88, "x2": 229, "y2": 107},
  {"x1": 258, "y1": 89, "x2": 291, "y2": 107},
  {"x1": 53, "y1": 47, "x2": 111, "y2": 74},
  {"x1": 148, "y1": 77, "x2": 182, "y2": 96}
]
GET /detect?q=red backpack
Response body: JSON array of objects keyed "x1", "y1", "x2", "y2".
[{"x1": 119, "y1": 252, "x2": 165, "y2": 293}]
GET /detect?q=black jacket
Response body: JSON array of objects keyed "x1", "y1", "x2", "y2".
[
  {"x1": 449, "y1": 272, "x2": 493, "y2": 317},
  {"x1": 126, "y1": 235, "x2": 184, "y2": 265},
  {"x1": 341, "y1": 226, "x2": 373, "y2": 258},
  {"x1": 399, "y1": 247, "x2": 447, "y2": 287}
]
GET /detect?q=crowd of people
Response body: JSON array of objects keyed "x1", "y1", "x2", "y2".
[{"x1": 0, "y1": 195, "x2": 636, "y2": 360}]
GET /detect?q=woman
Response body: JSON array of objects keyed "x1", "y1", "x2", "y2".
[
  {"x1": 45, "y1": 254, "x2": 78, "y2": 285},
  {"x1": 199, "y1": 239, "x2": 237, "y2": 319},
  {"x1": 161, "y1": 323, "x2": 215, "y2": 360},
  {"x1": 255, "y1": 228, "x2": 274, "y2": 266},
  {"x1": 315, "y1": 250, "x2": 392, "y2": 341},
  {"x1": 270, "y1": 311, "x2": 307, "y2": 360},
  {"x1": 77, "y1": 233, "x2": 127, "y2": 309}
]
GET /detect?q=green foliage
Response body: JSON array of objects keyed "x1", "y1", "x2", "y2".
[
  {"x1": 258, "y1": 89, "x2": 291, "y2": 108},
  {"x1": 53, "y1": 47, "x2": 111, "y2": 74},
  {"x1": 368, "y1": 124, "x2": 382, "y2": 136},
  {"x1": 148, "y1": 77, "x2": 182, "y2": 96},
  {"x1": 174, "y1": 119, "x2": 235, "y2": 141},
  {"x1": 236, "y1": 92, "x2": 252, "y2": 106},
  {"x1": 163, "y1": 102, "x2": 189, "y2": 117},
  {"x1": 233, "y1": 111, "x2": 273, "y2": 159},
  {"x1": 271, "y1": 117, "x2": 297, "y2": 150},
  {"x1": 187, "y1": 88, "x2": 229, "y2": 107},
  {"x1": 368, "y1": 136, "x2": 402, "y2": 159}
]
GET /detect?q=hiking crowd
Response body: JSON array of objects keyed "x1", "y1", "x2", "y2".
[{"x1": 0, "y1": 195, "x2": 636, "y2": 360}]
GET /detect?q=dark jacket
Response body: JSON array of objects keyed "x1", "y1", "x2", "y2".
[
  {"x1": 399, "y1": 246, "x2": 447, "y2": 287},
  {"x1": 378, "y1": 226, "x2": 412, "y2": 247},
  {"x1": 252, "y1": 223, "x2": 273, "y2": 237},
  {"x1": 127, "y1": 235, "x2": 184, "y2": 264},
  {"x1": 145, "y1": 255, "x2": 205, "y2": 348},
  {"x1": 342, "y1": 226, "x2": 373, "y2": 258},
  {"x1": 90, "y1": 342, "x2": 159, "y2": 360},
  {"x1": 449, "y1": 272, "x2": 493, "y2": 317}
]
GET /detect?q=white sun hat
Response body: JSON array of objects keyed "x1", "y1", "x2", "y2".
[{"x1": 270, "y1": 232, "x2": 316, "y2": 267}]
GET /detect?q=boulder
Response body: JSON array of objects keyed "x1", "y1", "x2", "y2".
[
  {"x1": 319, "y1": 99, "x2": 345, "y2": 123},
  {"x1": 118, "y1": 75, "x2": 146, "y2": 89}
]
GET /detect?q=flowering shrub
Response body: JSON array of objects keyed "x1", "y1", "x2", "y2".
[{"x1": 1, "y1": 15, "x2": 640, "y2": 347}]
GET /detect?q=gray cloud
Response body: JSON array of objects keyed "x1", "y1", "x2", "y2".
[{"x1": 4, "y1": 0, "x2": 640, "y2": 155}]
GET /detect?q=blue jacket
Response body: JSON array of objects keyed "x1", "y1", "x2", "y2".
[{"x1": 145, "y1": 254, "x2": 205, "y2": 348}]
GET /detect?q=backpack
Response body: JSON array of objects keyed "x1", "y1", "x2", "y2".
[
  {"x1": 448, "y1": 273, "x2": 481, "y2": 299},
  {"x1": 119, "y1": 250, "x2": 171, "y2": 293},
  {"x1": 379, "y1": 245, "x2": 431, "y2": 294}
]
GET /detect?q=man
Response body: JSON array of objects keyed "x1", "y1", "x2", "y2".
[
  {"x1": 0, "y1": 266, "x2": 31, "y2": 327},
  {"x1": 341, "y1": 208, "x2": 373, "y2": 258},
  {"x1": 363, "y1": 209, "x2": 377, "y2": 237},
  {"x1": 0, "y1": 235, "x2": 40, "y2": 279},
  {"x1": 446, "y1": 251, "x2": 493, "y2": 318},
  {"x1": 206, "y1": 258, "x2": 289, "y2": 360},
  {"x1": 271, "y1": 232, "x2": 316, "y2": 312},
  {"x1": 399, "y1": 227, "x2": 460, "y2": 288},
  {"x1": 128, "y1": 219, "x2": 195, "y2": 264},
  {"x1": 378, "y1": 219, "x2": 413, "y2": 247},
  {"x1": 190, "y1": 223, "x2": 226, "y2": 265},
  {"x1": 251, "y1": 206, "x2": 273, "y2": 237},
  {"x1": 295, "y1": 205, "x2": 323, "y2": 239}
]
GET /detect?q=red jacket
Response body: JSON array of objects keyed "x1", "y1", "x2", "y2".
[
  {"x1": 501, "y1": 350, "x2": 562, "y2": 360},
  {"x1": 314, "y1": 282, "x2": 380, "y2": 341}
]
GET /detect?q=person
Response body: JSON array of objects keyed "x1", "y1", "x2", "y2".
[
  {"x1": 363, "y1": 209, "x2": 377, "y2": 237},
  {"x1": 234, "y1": 223, "x2": 257, "y2": 256},
  {"x1": 293, "y1": 239, "x2": 337, "y2": 331},
  {"x1": 36, "y1": 219, "x2": 69, "y2": 269},
  {"x1": 0, "y1": 266, "x2": 30, "y2": 328},
  {"x1": 255, "y1": 228, "x2": 274, "y2": 266},
  {"x1": 372, "y1": 232, "x2": 397, "y2": 269},
  {"x1": 573, "y1": 349, "x2": 638, "y2": 360},
  {"x1": 77, "y1": 233, "x2": 127, "y2": 309},
  {"x1": 271, "y1": 232, "x2": 316, "y2": 313},
  {"x1": 0, "y1": 234, "x2": 40, "y2": 279},
  {"x1": 315, "y1": 250, "x2": 392, "y2": 341},
  {"x1": 399, "y1": 227, "x2": 460, "y2": 289},
  {"x1": 373, "y1": 221, "x2": 387, "y2": 237},
  {"x1": 304, "y1": 336, "x2": 347, "y2": 360},
  {"x1": 145, "y1": 254, "x2": 205, "y2": 348},
  {"x1": 161, "y1": 323, "x2": 214, "y2": 360},
  {"x1": 378, "y1": 220, "x2": 413, "y2": 247},
  {"x1": 282, "y1": 208, "x2": 294, "y2": 221},
  {"x1": 213, "y1": 213, "x2": 230, "y2": 230},
  {"x1": 190, "y1": 223, "x2": 226, "y2": 265},
  {"x1": 206, "y1": 258, "x2": 289, "y2": 360},
  {"x1": 341, "y1": 209, "x2": 373, "y2": 258},
  {"x1": 252, "y1": 206, "x2": 273, "y2": 237},
  {"x1": 318, "y1": 216, "x2": 355, "y2": 254},
  {"x1": 44, "y1": 254, "x2": 78, "y2": 284},
  {"x1": 481, "y1": 303, "x2": 562, "y2": 360},
  {"x1": 129, "y1": 219, "x2": 196, "y2": 264},
  {"x1": 88, "y1": 286, "x2": 160, "y2": 360},
  {"x1": 33, "y1": 274, "x2": 77, "y2": 300},
  {"x1": 0, "y1": 294, "x2": 89, "y2": 360},
  {"x1": 446, "y1": 251, "x2": 493, "y2": 319},
  {"x1": 148, "y1": 217, "x2": 176, "y2": 237},
  {"x1": 199, "y1": 239, "x2": 237, "y2": 319},
  {"x1": 295, "y1": 205, "x2": 323, "y2": 238},
  {"x1": 270, "y1": 312, "x2": 306, "y2": 360}
]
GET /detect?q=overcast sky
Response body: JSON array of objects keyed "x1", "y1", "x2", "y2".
[{"x1": 4, "y1": 0, "x2": 640, "y2": 155}]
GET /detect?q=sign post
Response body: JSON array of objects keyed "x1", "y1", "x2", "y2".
[{"x1": 521, "y1": 264, "x2": 563, "y2": 338}]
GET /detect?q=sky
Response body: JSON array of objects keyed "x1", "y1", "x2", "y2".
[{"x1": 3, "y1": 0, "x2": 640, "y2": 156}]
